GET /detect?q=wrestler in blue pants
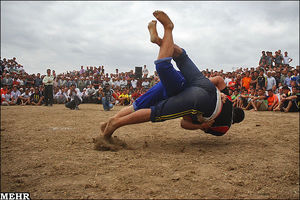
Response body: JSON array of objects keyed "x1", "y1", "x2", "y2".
[{"x1": 133, "y1": 48, "x2": 217, "y2": 122}]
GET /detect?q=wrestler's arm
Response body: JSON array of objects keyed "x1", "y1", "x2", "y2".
[
  {"x1": 181, "y1": 116, "x2": 214, "y2": 131},
  {"x1": 180, "y1": 76, "x2": 227, "y2": 131},
  {"x1": 209, "y1": 76, "x2": 226, "y2": 91}
]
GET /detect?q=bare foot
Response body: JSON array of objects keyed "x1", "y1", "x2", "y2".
[
  {"x1": 100, "y1": 122, "x2": 107, "y2": 133},
  {"x1": 153, "y1": 10, "x2": 174, "y2": 30},
  {"x1": 103, "y1": 117, "x2": 118, "y2": 138},
  {"x1": 148, "y1": 20, "x2": 162, "y2": 45}
]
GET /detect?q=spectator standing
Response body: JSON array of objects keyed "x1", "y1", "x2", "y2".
[
  {"x1": 241, "y1": 71, "x2": 252, "y2": 91},
  {"x1": 284, "y1": 71, "x2": 293, "y2": 87},
  {"x1": 42, "y1": 69, "x2": 54, "y2": 106},
  {"x1": 283, "y1": 52, "x2": 293, "y2": 67},
  {"x1": 79, "y1": 66, "x2": 85, "y2": 75},
  {"x1": 34, "y1": 73, "x2": 43, "y2": 88},
  {"x1": 259, "y1": 51, "x2": 267, "y2": 66},
  {"x1": 142, "y1": 65, "x2": 149, "y2": 78},
  {"x1": 266, "y1": 71, "x2": 276, "y2": 91},
  {"x1": 274, "y1": 51, "x2": 283, "y2": 68},
  {"x1": 250, "y1": 71, "x2": 258, "y2": 89}
]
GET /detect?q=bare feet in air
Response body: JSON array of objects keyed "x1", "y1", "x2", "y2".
[
  {"x1": 148, "y1": 20, "x2": 162, "y2": 45},
  {"x1": 153, "y1": 10, "x2": 174, "y2": 30}
]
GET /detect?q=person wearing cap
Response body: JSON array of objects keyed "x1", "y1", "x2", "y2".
[{"x1": 42, "y1": 68, "x2": 54, "y2": 106}]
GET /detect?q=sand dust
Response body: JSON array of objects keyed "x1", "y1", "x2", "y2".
[
  {"x1": 93, "y1": 136, "x2": 128, "y2": 151},
  {"x1": 1, "y1": 104, "x2": 299, "y2": 199}
]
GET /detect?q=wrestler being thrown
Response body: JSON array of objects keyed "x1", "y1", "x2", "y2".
[{"x1": 100, "y1": 10, "x2": 244, "y2": 141}]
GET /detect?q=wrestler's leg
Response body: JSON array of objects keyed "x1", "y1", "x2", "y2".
[
  {"x1": 149, "y1": 20, "x2": 214, "y2": 92},
  {"x1": 148, "y1": 20, "x2": 182, "y2": 58},
  {"x1": 100, "y1": 105, "x2": 135, "y2": 133},
  {"x1": 103, "y1": 109, "x2": 151, "y2": 138},
  {"x1": 148, "y1": 20, "x2": 186, "y2": 97},
  {"x1": 103, "y1": 10, "x2": 176, "y2": 138}
]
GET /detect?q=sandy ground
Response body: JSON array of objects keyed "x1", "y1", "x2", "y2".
[{"x1": 1, "y1": 104, "x2": 299, "y2": 199}]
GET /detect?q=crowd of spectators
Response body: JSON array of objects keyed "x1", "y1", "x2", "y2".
[{"x1": 1, "y1": 49, "x2": 299, "y2": 112}]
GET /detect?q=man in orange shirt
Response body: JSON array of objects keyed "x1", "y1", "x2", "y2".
[
  {"x1": 241, "y1": 71, "x2": 252, "y2": 90},
  {"x1": 266, "y1": 89, "x2": 279, "y2": 111}
]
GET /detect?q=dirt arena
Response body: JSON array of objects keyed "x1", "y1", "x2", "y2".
[{"x1": 1, "y1": 104, "x2": 299, "y2": 199}]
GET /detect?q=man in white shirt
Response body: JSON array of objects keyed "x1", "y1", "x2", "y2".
[
  {"x1": 120, "y1": 77, "x2": 127, "y2": 89},
  {"x1": 19, "y1": 88, "x2": 31, "y2": 105},
  {"x1": 224, "y1": 73, "x2": 232, "y2": 86},
  {"x1": 10, "y1": 85, "x2": 21, "y2": 105},
  {"x1": 54, "y1": 87, "x2": 68, "y2": 104},
  {"x1": 85, "y1": 84, "x2": 97, "y2": 103},
  {"x1": 42, "y1": 69, "x2": 54, "y2": 106},
  {"x1": 266, "y1": 71, "x2": 276, "y2": 91},
  {"x1": 142, "y1": 65, "x2": 149, "y2": 78},
  {"x1": 283, "y1": 51, "x2": 293, "y2": 66},
  {"x1": 142, "y1": 78, "x2": 150, "y2": 89},
  {"x1": 65, "y1": 84, "x2": 82, "y2": 110},
  {"x1": 131, "y1": 78, "x2": 138, "y2": 89}
]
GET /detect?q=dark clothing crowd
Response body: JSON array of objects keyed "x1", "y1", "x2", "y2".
[{"x1": 1, "y1": 50, "x2": 299, "y2": 112}]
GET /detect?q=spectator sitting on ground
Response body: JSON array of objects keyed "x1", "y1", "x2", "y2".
[
  {"x1": 243, "y1": 88, "x2": 256, "y2": 110},
  {"x1": 1, "y1": 88, "x2": 13, "y2": 106},
  {"x1": 238, "y1": 88, "x2": 250, "y2": 109},
  {"x1": 281, "y1": 86, "x2": 299, "y2": 112},
  {"x1": 250, "y1": 88, "x2": 268, "y2": 111},
  {"x1": 65, "y1": 84, "x2": 82, "y2": 110},
  {"x1": 19, "y1": 88, "x2": 31, "y2": 106},
  {"x1": 54, "y1": 87, "x2": 68, "y2": 104},
  {"x1": 10, "y1": 85, "x2": 21, "y2": 105},
  {"x1": 266, "y1": 89, "x2": 279, "y2": 111},
  {"x1": 95, "y1": 87, "x2": 103, "y2": 104},
  {"x1": 118, "y1": 89, "x2": 130, "y2": 106},
  {"x1": 30, "y1": 87, "x2": 44, "y2": 106},
  {"x1": 84, "y1": 84, "x2": 97, "y2": 103},
  {"x1": 291, "y1": 69, "x2": 299, "y2": 86},
  {"x1": 231, "y1": 89, "x2": 240, "y2": 107}
]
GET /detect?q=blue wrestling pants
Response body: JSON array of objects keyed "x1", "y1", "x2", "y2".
[{"x1": 133, "y1": 49, "x2": 217, "y2": 122}]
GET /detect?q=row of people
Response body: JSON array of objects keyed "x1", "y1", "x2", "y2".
[{"x1": 231, "y1": 85, "x2": 299, "y2": 112}]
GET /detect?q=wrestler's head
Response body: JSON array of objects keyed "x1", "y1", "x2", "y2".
[{"x1": 232, "y1": 107, "x2": 245, "y2": 124}]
